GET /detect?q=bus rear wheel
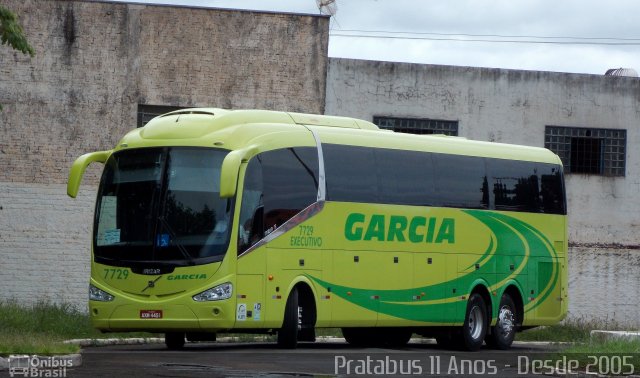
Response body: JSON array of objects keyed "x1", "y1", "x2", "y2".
[
  {"x1": 342, "y1": 327, "x2": 374, "y2": 347},
  {"x1": 486, "y1": 294, "x2": 517, "y2": 350},
  {"x1": 165, "y1": 332, "x2": 185, "y2": 350}
]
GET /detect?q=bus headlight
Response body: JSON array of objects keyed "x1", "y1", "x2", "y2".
[
  {"x1": 89, "y1": 284, "x2": 114, "y2": 302},
  {"x1": 193, "y1": 282, "x2": 233, "y2": 302}
]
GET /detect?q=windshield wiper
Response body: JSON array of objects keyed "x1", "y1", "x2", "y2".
[{"x1": 157, "y1": 216, "x2": 196, "y2": 266}]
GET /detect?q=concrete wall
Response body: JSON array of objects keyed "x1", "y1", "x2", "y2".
[
  {"x1": 0, "y1": 0, "x2": 329, "y2": 309},
  {"x1": 326, "y1": 58, "x2": 640, "y2": 323},
  {"x1": 569, "y1": 246, "x2": 640, "y2": 325}
]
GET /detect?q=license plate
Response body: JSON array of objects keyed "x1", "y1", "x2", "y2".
[{"x1": 140, "y1": 310, "x2": 163, "y2": 319}]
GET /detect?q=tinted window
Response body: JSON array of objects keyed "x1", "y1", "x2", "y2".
[
  {"x1": 324, "y1": 144, "x2": 378, "y2": 203},
  {"x1": 377, "y1": 149, "x2": 435, "y2": 206},
  {"x1": 433, "y1": 154, "x2": 489, "y2": 209},
  {"x1": 241, "y1": 147, "x2": 319, "y2": 242},
  {"x1": 490, "y1": 159, "x2": 540, "y2": 212},
  {"x1": 488, "y1": 160, "x2": 566, "y2": 214},
  {"x1": 323, "y1": 143, "x2": 565, "y2": 215},
  {"x1": 538, "y1": 164, "x2": 565, "y2": 214}
]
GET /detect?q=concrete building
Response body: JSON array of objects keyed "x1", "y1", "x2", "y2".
[
  {"x1": 326, "y1": 58, "x2": 640, "y2": 323},
  {"x1": 0, "y1": 0, "x2": 329, "y2": 307}
]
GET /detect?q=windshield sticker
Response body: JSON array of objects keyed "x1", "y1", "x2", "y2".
[
  {"x1": 253, "y1": 303, "x2": 261, "y2": 321},
  {"x1": 237, "y1": 303, "x2": 247, "y2": 321},
  {"x1": 103, "y1": 229, "x2": 121, "y2": 245},
  {"x1": 156, "y1": 233, "x2": 170, "y2": 248},
  {"x1": 96, "y1": 196, "x2": 118, "y2": 246}
]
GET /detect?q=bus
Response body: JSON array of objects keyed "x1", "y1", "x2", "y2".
[{"x1": 67, "y1": 108, "x2": 567, "y2": 351}]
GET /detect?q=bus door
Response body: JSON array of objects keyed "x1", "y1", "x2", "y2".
[{"x1": 235, "y1": 161, "x2": 267, "y2": 327}]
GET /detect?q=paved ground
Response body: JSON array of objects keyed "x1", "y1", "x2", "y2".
[{"x1": 6, "y1": 340, "x2": 567, "y2": 378}]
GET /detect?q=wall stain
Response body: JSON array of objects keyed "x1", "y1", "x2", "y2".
[{"x1": 63, "y1": 5, "x2": 76, "y2": 46}]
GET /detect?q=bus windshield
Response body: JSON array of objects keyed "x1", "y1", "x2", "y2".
[{"x1": 93, "y1": 147, "x2": 231, "y2": 267}]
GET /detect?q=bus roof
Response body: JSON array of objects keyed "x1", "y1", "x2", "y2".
[{"x1": 117, "y1": 108, "x2": 562, "y2": 166}]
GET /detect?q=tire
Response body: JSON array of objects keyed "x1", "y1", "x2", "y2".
[
  {"x1": 277, "y1": 288, "x2": 299, "y2": 348},
  {"x1": 342, "y1": 328, "x2": 373, "y2": 347},
  {"x1": 459, "y1": 293, "x2": 488, "y2": 351},
  {"x1": 382, "y1": 328, "x2": 412, "y2": 348},
  {"x1": 486, "y1": 294, "x2": 517, "y2": 350},
  {"x1": 435, "y1": 331, "x2": 458, "y2": 349},
  {"x1": 165, "y1": 332, "x2": 185, "y2": 350}
]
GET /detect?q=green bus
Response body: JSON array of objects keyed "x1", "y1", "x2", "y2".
[{"x1": 68, "y1": 108, "x2": 567, "y2": 351}]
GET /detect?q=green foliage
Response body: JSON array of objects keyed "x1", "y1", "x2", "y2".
[
  {"x1": 554, "y1": 339, "x2": 640, "y2": 373},
  {"x1": 518, "y1": 316, "x2": 633, "y2": 342},
  {"x1": 0, "y1": 300, "x2": 92, "y2": 339},
  {"x1": 0, "y1": 5, "x2": 34, "y2": 57},
  {"x1": 0, "y1": 300, "x2": 154, "y2": 355}
]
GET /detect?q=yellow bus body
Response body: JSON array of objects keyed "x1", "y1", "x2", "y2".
[{"x1": 69, "y1": 108, "x2": 568, "y2": 347}]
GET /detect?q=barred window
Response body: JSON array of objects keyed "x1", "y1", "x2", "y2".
[
  {"x1": 544, "y1": 126, "x2": 626, "y2": 176},
  {"x1": 373, "y1": 116, "x2": 458, "y2": 136},
  {"x1": 137, "y1": 104, "x2": 186, "y2": 127}
]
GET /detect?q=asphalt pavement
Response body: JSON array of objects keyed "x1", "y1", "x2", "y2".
[{"x1": 23, "y1": 340, "x2": 569, "y2": 378}]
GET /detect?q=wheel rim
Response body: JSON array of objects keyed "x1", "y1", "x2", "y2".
[
  {"x1": 468, "y1": 305, "x2": 484, "y2": 340},
  {"x1": 497, "y1": 305, "x2": 515, "y2": 337}
]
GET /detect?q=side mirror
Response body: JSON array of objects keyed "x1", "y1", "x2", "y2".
[
  {"x1": 67, "y1": 150, "x2": 111, "y2": 198},
  {"x1": 220, "y1": 145, "x2": 258, "y2": 198}
]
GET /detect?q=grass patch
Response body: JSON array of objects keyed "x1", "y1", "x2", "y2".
[
  {"x1": 553, "y1": 339, "x2": 640, "y2": 374},
  {"x1": 517, "y1": 317, "x2": 633, "y2": 342},
  {"x1": 0, "y1": 300, "x2": 155, "y2": 355},
  {"x1": 0, "y1": 333, "x2": 79, "y2": 355},
  {"x1": 316, "y1": 328, "x2": 342, "y2": 337}
]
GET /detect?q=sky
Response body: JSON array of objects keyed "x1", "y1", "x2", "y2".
[{"x1": 109, "y1": 0, "x2": 640, "y2": 76}]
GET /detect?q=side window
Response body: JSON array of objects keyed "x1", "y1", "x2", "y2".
[
  {"x1": 376, "y1": 149, "x2": 435, "y2": 206},
  {"x1": 322, "y1": 144, "x2": 563, "y2": 215},
  {"x1": 261, "y1": 147, "x2": 319, "y2": 233},
  {"x1": 324, "y1": 144, "x2": 378, "y2": 203},
  {"x1": 489, "y1": 160, "x2": 541, "y2": 213},
  {"x1": 537, "y1": 164, "x2": 566, "y2": 214},
  {"x1": 433, "y1": 154, "x2": 489, "y2": 209},
  {"x1": 238, "y1": 146, "x2": 319, "y2": 254},
  {"x1": 238, "y1": 158, "x2": 263, "y2": 255}
]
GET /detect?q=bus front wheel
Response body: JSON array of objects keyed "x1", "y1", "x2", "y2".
[{"x1": 277, "y1": 288, "x2": 299, "y2": 348}]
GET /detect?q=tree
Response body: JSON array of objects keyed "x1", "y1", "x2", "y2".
[
  {"x1": 0, "y1": 5, "x2": 34, "y2": 110},
  {"x1": 0, "y1": 5, "x2": 34, "y2": 57}
]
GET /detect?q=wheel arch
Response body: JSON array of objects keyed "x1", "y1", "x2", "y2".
[
  {"x1": 468, "y1": 280, "x2": 493, "y2": 323},
  {"x1": 283, "y1": 276, "x2": 318, "y2": 326},
  {"x1": 285, "y1": 276, "x2": 319, "y2": 304}
]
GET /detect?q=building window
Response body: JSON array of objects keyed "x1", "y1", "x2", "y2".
[
  {"x1": 373, "y1": 116, "x2": 459, "y2": 136},
  {"x1": 544, "y1": 126, "x2": 626, "y2": 176},
  {"x1": 137, "y1": 104, "x2": 186, "y2": 127}
]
